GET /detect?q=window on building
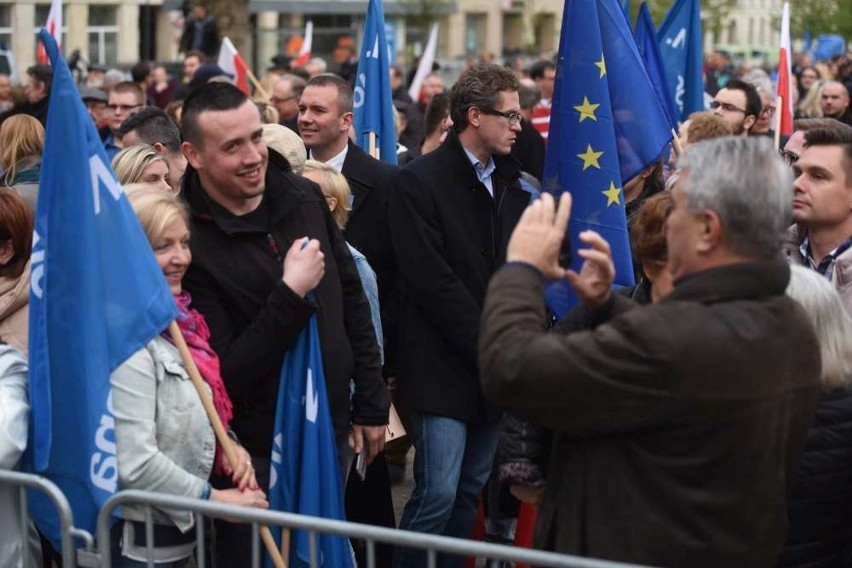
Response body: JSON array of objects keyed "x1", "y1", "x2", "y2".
[
  {"x1": 465, "y1": 14, "x2": 486, "y2": 55},
  {"x1": 0, "y1": 5, "x2": 11, "y2": 51},
  {"x1": 88, "y1": 5, "x2": 118, "y2": 66}
]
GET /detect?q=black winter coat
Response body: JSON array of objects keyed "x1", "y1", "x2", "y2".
[
  {"x1": 182, "y1": 150, "x2": 388, "y2": 456},
  {"x1": 340, "y1": 141, "x2": 399, "y2": 374},
  {"x1": 389, "y1": 132, "x2": 528, "y2": 424},
  {"x1": 778, "y1": 387, "x2": 852, "y2": 568}
]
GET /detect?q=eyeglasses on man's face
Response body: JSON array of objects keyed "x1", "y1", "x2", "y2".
[
  {"x1": 479, "y1": 107, "x2": 523, "y2": 126},
  {"x1": 709, "y1": 100, "x2": 747, "y2": 114},
  {"x1": 778, "y1": 148, "x2": 799, "y2": 166},
  {"x1": 270, "y1": 95, "x2": 297, "y2": 104},
  {"x1": 107, "y1": 103, "x2": 142, "y2": 113},
  {"x1": 760, "y1": 105, "x2": 777, "y2": 117}
]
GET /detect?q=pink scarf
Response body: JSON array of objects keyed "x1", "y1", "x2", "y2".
[{"x1": 163, "y1": 291, "x2": 234, "y2": 473}]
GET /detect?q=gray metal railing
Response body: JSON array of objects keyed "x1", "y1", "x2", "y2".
[
  {"x1": 97, "y1": 489, "x2": 651, "y2": 568},
  {"x1": 0, "y1": 469, "x2": 94, "y2": 568}
]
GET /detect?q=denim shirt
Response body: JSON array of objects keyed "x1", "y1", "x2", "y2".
[
  {"x1": 347, "y1": 243, "x2": 384, "y2": 364},
  {"x1": 110, "y1": 336, "x2": 216, "y2": 531}
]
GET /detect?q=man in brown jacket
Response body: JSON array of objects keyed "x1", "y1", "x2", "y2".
[{"x1": 479, "y1": 137, "x2": 821, "y2": 567}]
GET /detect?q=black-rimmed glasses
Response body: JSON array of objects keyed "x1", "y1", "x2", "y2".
[{"x1": 479, "y1": 107, "x2": 523, "y2": 126}]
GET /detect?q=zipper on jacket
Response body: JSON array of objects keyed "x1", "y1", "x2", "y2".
[{"x1": 266, "y1": 233, "x2": 282, "y2": 262}]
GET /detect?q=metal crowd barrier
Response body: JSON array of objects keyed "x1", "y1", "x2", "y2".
[
  {"x1": 0, "y1": 469, "x2": 94, "y2": 568},
  {"x1": 97, "y1": 489, "x2": 652, "y2": 568}
]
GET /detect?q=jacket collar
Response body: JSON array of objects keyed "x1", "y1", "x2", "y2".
[
  {"x1": 666, "y1": 260, "x2": 790, "y2": 304},
  {"x1": 182, "y1": 149, "x2": 308, "y2": 235},
  {"x1": 438, "y1": 131, "x2": 522, "y2": 186}
]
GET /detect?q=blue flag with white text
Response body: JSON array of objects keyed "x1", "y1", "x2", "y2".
[
  {"x1": 543, "y1": 0, "x2": 672, "y2": 317},
  {"x1": 635, "y1": 3, "x2": 678, "y2": 128},
  {"x1": 26, "y1": 29, "x2": 178, "y2": 549},
  {"x1": 657, "y1": 0, "x2": 704, "y2": 121},
  {"x1": 267, "y1": 316, "x2": 353, "y2": 567},
  {"x1": 352, "y1": 0, "x2": 398, "y2": 165}
]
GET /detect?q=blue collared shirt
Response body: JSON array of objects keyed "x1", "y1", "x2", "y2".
[{"x1": 462, "y1": 146, "x2": 496, "y2": 198}]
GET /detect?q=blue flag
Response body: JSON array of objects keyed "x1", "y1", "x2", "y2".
[
  {"x1": 635, "y1": 3, "x2": 678, "y2": 128},
  {"x1": 352, "y1": 0, "x2": 398, "y2": 165},
  {"x1": 543, "y1": 0, "x2": 672, "y2": 317},
  {"x1": 27, "y1": 29, "x2": 178, "y2": 549},
  {"x1": 657, "y1": 0, "x2": 704, "y2": 121},
  {"x1": 267, "y1": 316, "x2": 353, "y2": 567}
]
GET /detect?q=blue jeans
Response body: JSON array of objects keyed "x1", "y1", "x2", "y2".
[{"x1": 394, "y1": 412, "x2": 501, "y2": 568}]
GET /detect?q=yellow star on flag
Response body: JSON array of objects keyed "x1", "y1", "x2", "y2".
[
  {"x1": 577, "y1": 144, "x2": 604, "y2": 170},
  {"x1": 595, "y1": 55, "x2": 607, "y2": 79},
  {"x1": 574, "y1": 97, "x2": 600, "y2": 122},
  {"x1": 602, "y1": 181, "x2": 621, "y2": 206}
]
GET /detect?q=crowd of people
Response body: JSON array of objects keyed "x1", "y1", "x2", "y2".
[{"x1": 0, "y1": 12, "x2": 850, "y2": 568}]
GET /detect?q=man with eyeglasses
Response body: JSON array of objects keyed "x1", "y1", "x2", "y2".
[
  {"x1": 784, "y1": 122, "x2": 852, "y2": 315},
  {"x1": 710, "y1": 78, "x2": 761, "y2": 136},
  {"x1": 270, "y1": 74, "x2": 305, "y2": 133},
  {"x1": 103, "y1": 81, "x2": 145, "y2": 160},
  {"x1": 389, "y1": 64, "x2": 528, "y2": 567},
  {"x1": 779, "y1": 117, "x2": 844, "y2": 168}
]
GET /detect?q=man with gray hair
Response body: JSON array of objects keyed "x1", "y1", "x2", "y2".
[
  {"x1": 118, "y1": 106, "x2": 187, "y2": 193},
  {"x1": 479, "y1": 137, "x2": 822, "y2": 566}
]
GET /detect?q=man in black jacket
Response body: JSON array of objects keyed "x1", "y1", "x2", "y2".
[
  {"x1": 178, "y1": 3, "x2": 220, "y2": 58},
  {"x1": 298, "y1": 73, "x2": 399, "y2": 374},
  {"x1": 389, "y1": 64, "x2": 528, "y2": 567},
  {"x1": 179, "y1": 83, "x2": 389, "y2": 566}
]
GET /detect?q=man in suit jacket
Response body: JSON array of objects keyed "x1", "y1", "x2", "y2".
[
  {"x1": 388, "y1": 64, "x2": 529, "y2": 567},
  {"x1": 297, "y1": 73, "x2": 399, "y2": 373}
]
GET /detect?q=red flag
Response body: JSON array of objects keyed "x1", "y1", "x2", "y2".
[
  {"x1": 776, "y1": 2, "x2": 793, "y2": 136},
  {"x1": 294, "y1": 21, "x2": 313, "y2": 67},
  {"x1": 37, "y1": 0, "x2": 63, "y2": 64},
  {"x1": 217, "y1": 37, "x2": 250, "y2": 95}
]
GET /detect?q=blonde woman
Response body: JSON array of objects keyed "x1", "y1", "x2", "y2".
[
  {"x1": 797, "y1": 80, "x2": 826, "y2": 118},
  {"x1": 110, "y1": 188, "x2": 266, "y2": 566},
  {"x1": 112, "y1": 144, "x2": 172, "y2": 193},
  {"x1": 0, "y1": 115, "x2": 44, "y2": 212}
]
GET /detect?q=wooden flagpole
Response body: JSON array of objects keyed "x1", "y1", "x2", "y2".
[{"x1": 168, "y1": 322, "x2": 287, "y2": 568}]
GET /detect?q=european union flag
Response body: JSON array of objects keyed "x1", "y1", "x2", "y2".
[
  {"x1": 352, "y1": 0, "x2": 398, "y2": 165},
  {"x1": 267, "y1": 315, "x2": 353, "y2": 567},
  {"x1": 657, "y1": 0, "x2": 704, "y2": 121},
  {"x1": 27, "y1": 29, "x2": 177, "y2": 549},
  {"x1": 635, "y1": 3, "x2": 679, "y2": 128},
  {"x1": 544, "y1": 0, "x2": 672, "y2": 317}
]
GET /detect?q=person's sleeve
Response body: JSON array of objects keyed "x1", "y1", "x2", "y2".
[
  {"x1": 323, "y1": 203, "x2": 389, "y2": 426},
  {"x1": 0, "y1": 346, "x2": 28, "y2": 470},
  {"x1": 480, "y1": 265, "x2": 673, "y2": 436},
  {"x1": 110, "y1": 346, "x2": 207, "y2": 499},
  {"x1": 182, "y1": 264, "x2": 315, "y2": 401},
  {"x1": 389, "y1": 167, "x2": 484, "y2": 370}
]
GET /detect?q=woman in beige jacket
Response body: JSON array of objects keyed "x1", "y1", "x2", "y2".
[{"x1": 0, "y1": 189, "x2": 31, "y2": 354}]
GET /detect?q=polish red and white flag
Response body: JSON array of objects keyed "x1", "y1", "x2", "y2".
[
  {"x1": 776, "y1": 2, "x2": 793, "y2": 136},
  {"x1": 295, "y1": 21, "x2": 313, "y2": 67},
  {"x1": 37, "y1": 0, "x2": 63, "y2": 65},
  {"x1": 218, "y1": 37, "x2": 250, "y2": 95}
]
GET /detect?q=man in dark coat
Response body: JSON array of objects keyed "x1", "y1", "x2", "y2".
[
  {"x1": 479, "y1": 136, "x2": 822, "y2": 567},
  {"x1": 178, "y1": 3, "x2": 220, "y2": 58},
  {"x1": 179, "y1": 83, "x2": 389, "y2": 567},
  {"x1": 0, "y1": 64, "x2": 51, "y2": 128},
  {"x1": 389, "y1": 63, "x2": 529, "y2": 567},
  {"x1": 298, "y1": 73, "x2": 399, "y2": 375}
]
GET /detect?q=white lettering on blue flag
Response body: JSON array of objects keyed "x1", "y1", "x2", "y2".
[
  {"x1": 306, "y1": 368, "x2": 318, "y2": 424},
  {"x1": 269, "y1": 432, "x2": 283, "y2": 490},
  {"x1": 89, "y1": 154, "x2": 123, "y2": 215},
  {"x1": 90, "y1": 392, "x2": 118, "y2": 493},
  {"x1": 665, "y1": 27, "x2": 686, "y2": 49},
  {"x1": 353, "y1": 72, "x2": 366, "y2": 110},
  {"x1": 31, "y1": 230, "x2": 45, "y2": 299}
]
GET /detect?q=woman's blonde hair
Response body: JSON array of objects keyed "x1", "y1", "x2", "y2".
[
  {"x1": 112, "y1": 144, "x2": 168, "y2": 186},
  {"x1": 0, "y1": 115, "x2": 44, "y2": 185},
  {"x1": 124, "y1": 185, "x2": 189, "y2": 246},
  {"x1": 786, "y1": 265, "x2": 852, "y2": 391},
  {"x1": 799, "y1": 81, "x2": 826, "y2": 118},
  {"x1": 302, "y1": 160, "x2": 352, "y2": 229}
]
